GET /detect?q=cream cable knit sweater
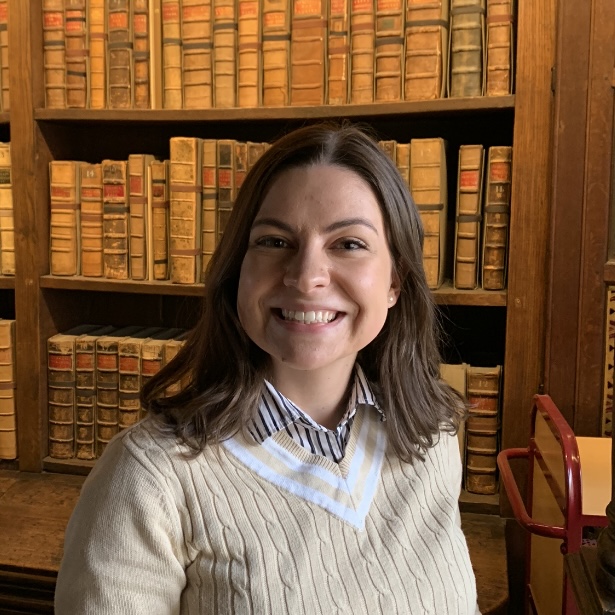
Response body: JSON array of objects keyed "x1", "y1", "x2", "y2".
[{"x1": 55, "y1": 409, "x2": 479, "y2": 614}]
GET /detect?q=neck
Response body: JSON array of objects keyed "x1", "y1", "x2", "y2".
[{"x1": 270, "y1": 361, "x2": 355, "y2": 430}]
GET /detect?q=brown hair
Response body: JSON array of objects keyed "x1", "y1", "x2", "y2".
[{"x1": 141, "y1": 122, "x2": 464, "y2": 462}]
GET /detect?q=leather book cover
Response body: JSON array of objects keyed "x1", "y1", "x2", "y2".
[
  {"x1": 0, "y1": 0, "x2": 9, "y2": 111},
  {"x1": 327, "y1": 0, "x2": 350, "y2": 105},
  {"x1": 201, "y1": 138, "x2": 217, "y2": 280},
  {"x1": 162, "y1": 331, "x2": 187, "y2": 396},
  {"x1": 350, "y1": 0, "x2": 375, "y2": 103},
  {"x1": 162, "y1": 0, "x2": 182, "y2": 108},
  {"x1": 49, "y1": 160, "x2": 82, "y2": 277},
  {"x1": 102, "y1": 159, "x2": 130, "y2": 279},
  {"x1": 132, "y1": 0, "x2": 151, "y2": 108},
  {"x1": 481, "y1": 145, "x2": 511, "y2": 290},
  {"x1": 140, "y1": 328, "x2": 184, "y2": 403},
  {"x1": 454, "y1": 144, "x2": 484, "y2": 290},
  {"x1": 213, "y1": 0, "x2": 238, "y2": 108},
  {"x1": 0, "y1": 319, "x2": 15, "y2": 460},
  {"x1": 107, "y1": 0, "x2": 133, "y2": 108},
  {"x1": 0, "y1": 141, "x2": 14, "y2": 276},
  {"x1": 148, "y1": 159, "x2": 170, "y2": 280},
  {"x1": 395, "y1": 142, "x2": 410, "y2": 187},
  {"x1": 88, "y1": 0, "x2": 107, "y2": 108},
  {"x1": 65, "y1": 0, "x2": 88, "y2": 108},
  {"x1": 216, "y1": 139, "x2": 236, "y2": 244},
  {"x1": 238, "y1": 0, "x2": 261, "y2": 107},
  {"x1": 404, "y1": 0, "x2": 449, "y2": 100},
  {"x1": 375, "y1": 0, "x2": 404, "y2": 102},
  {"x1": 43, "y1": 0, "x2": 67, "y2": 108},
  {"x1": 182, "y1": 0, "x2": 214, "y2": 109},
  {"x1": 80, "y1": 163, "x2": 104, "y2": 278},
  {"x1": 261, "y1": 0, "x2": 291, "y2": 106},
  {"x1": 379, "y1": 139, "x2": 396, "y2": 161},
  {"x1": 486, "y1": 0, "x2": 514, "y2": 96},
  {"x1": 246, "y1": 141, "x2": 267, "y2": 172},
  {"x1": 169, "y1": 137, "x2": 203, "y2": 284}
]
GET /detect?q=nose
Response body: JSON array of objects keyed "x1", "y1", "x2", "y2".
[{"x1": 283, "y1": 245, "x2": 330, "y2": 292}]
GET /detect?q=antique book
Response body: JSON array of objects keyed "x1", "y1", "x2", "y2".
[
  {"x1": 162, "y1": 0, "x2": 182, "y2": 108},
  {"x1": 80, "y1": 163, "x2": 104, "y2": 277},
  {"x1": 140, "y1": 328, "x2": 184, "y2": 404},
  {"x1": 603, "y1": 289, "x2": 615, "y2": 438},
  {"x1": 128, "y1": 153, "x2": 156, "y2": 280},
  {"x1": 65, "y1": 0, "x2": 88, "y2": 108},
  {"x1": 290, "y1": 0, "x2": 327, "y2": 106},
  {"x1": 410, "y1": 138, "x2": 447, "y2": 290},
  {"x1": 162, "y1": 330, "x2": 187, "y2": 396},
  {"x1": 149, "y1": 0, "x2": 163, "y2": 108},
  {"x1": 182, "y1": 0, "x2": 213, "y2": 109},
  {"x1": 49, "y1": 160, "x2": 82, "y2": 276},
  {"x1": 0, "y1": 320, "x2": 15, "y2": 460},
  {"x1": 169, "y1": 137, "x2": 203, "y2": 284},
  {"x1": 395, "y1": 142, "x2": 410, "y2": 187},
  {"x1": 465, "y1": 364, "x2": 501, "y2": 495},
  {"x1": 237, "y1": 0, "x2": 261, "y2": 108},
  {"x1": 482, "y1": 145, "x2": 512, "y2": 290},
  {"x1": 102, "y1": 159, "x2": 130, "y2": 279},
  {"x1": 216, "y1": 139, "x2": 236, "y2": 244},
  {"x1": 261, "y1": 0, "x2": 291, "y2": 106},
  {"x1": 43, "y1": 0, "x2": 67, "y2": 108},
  {"x1": 234, "y1": 142, "x2": 248, "y2": 195},
  {"x1": 107, "y1": 0, "x2": 133, "y2": 108},
  {"x1": 0, "y1": 0, "x2": 8, "y2": 111},
  {"x1": 48, "y1": 324, "x2": 101, "y2": 459},
  {"x1": 379, "y1": 139, "x2": 396, "y2": 162},
  {"x1": 327, "y1": 0, "x2": 350, "y2": 105},
  {"x1": 0, "y1": 141, "x2": 13, "y2": 276},
  {"x1": 246, "y1": 141, "x2": 267, "y2": 172},
  {"x1": 485, "y1": 0, "x2": 514, "y2": 96},
  {"x1": 454, "y1": 144, "x2": 484, "y2": 290},
  {"x1": 95, "y1": 325, "x2": 144, "y2": 457},
  {"x1": 439, "y1": 362, "x2": 468, "y2": 462},
  {"x1": 350, "y1": 0, "x2": 375, "y2": 103},
  {"x1": 148, "y1": 159, "x2": 169, "y2": 280},
  {"x1": 213, "y1": 0, "x2": 238, "y2": 108},
  {"x1": 74, "y1": 324, "x2": 115, "y2": 460},
  {"x1": 374, "y1": 0, "x2": 404, "y2": 102},
  {"x1": 132, "y1": 0, "x2": 151, "y2": 108},
  {"x1": 118, "y1": 326, "x2": 163, "y2": 430},
  {"x1": 88, "y1": 0, "x2": 107, "y2": 109},
  {"x1": 201, "y1": 139, "x2": 217, "y2": 280},
  {"x1": 404, "y1": 0, "x2": 449, "y2": 100},
  {"x1": 448, "y1": 0, "x2": 485, "y2": 97}
]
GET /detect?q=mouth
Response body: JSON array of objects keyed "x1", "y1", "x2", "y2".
[{"x1": 276, "y1": 308, "x2": 340, "y2": 324}]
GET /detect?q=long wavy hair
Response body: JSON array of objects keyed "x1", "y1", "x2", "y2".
[{"x1": 141, "y1": 122, "x2": 465, "y2": 462}]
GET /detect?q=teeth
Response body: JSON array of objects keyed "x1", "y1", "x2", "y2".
[{"x1": 281, "y1": 309, "x2": 337, "y2": 324}]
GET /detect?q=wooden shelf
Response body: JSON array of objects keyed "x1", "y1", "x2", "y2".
[
  {"x1": 42, "y1": 457, "x2": 95, "y2": 476},
  {"x1": 39, "y1": 275, "x2": 204, "y2": 296},
  {"x1": 0, "y1": 276, "x2": 14, "y2": 289},
  {"x1": 459, "y1": 489, "x2": 500, "y2": 515},
  {"x1": 34, "y1": 96, "x2": 515, "y2": 123},
  {"x1": 432, "y1": 281, "x2": 507, "y2": 306}
]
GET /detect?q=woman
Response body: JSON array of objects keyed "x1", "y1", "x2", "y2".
[{"x1": 55, "y1": 123, "x2": 479, "y2": 614}]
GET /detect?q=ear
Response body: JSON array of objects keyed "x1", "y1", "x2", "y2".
[{"x1": 387, "y1": 269, "x2": 401, "y2": 308}]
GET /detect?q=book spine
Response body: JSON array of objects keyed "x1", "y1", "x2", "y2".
[
  {"x1": 162, "y1": 335, "x2": 186, "y2": 396},
  {"x1": 482, "y1": 145, "x2": 512, "y2": 290},
  {"x1": 290, "y1": 0, "x2": 327, "y2": 106},
  {"x1": 140, "y1": 339, "x2": 165, "y2": 395},
  {"x1": 213, "y1": 0, "x2": 238, "y2": 108},
  {"x1": 149, "y1": 159, "x2": 170, "y2": 280},
  {"x1": 439, "y1": 362, "x2": 467, "y2": 461},
  {"x1": 237, "y1": 0, "x2": 261, "y2": 108},
  {"x1": 49, "y1": 160, "x2": 82, "y2": 276},
  {"x1": 47, "y1": 334, "x2": 77, "y2": 459},
  {"x1": 246, "y1": 141, "x2": 267, "y2": 172},
  {"x1": 132, "y1": 0, "x2": 151, "y2": 108},
  {"x1": 404, "y1": 0, "x2": 449, "y2": 101},
  {"x1": 0, "y1": 0, "x2": 8, "y2": 111},
  {"x1": 0, "y1": 320, "x2": 15, "y2": 460},
  {"x1": 65, "y1": 0, "x2": 88, "y2": 108},
  {"x1": 379, "y1": 138, "x2": 396, "y2": 161},
  {"x1": 350, "y1": 0, "x2": 375, "y2": 103},
  {"x1": 80, "y1": 163, "x2": 104, "y2": 277},
  {"x1": 374, "y1": 0, "x2": 404, "y2": 102},
  {"x1": 169, "y1": 137, "x2": 203, "y2": 284},
  {"x1": 118, "y1": 337, "x2": 144, "y2": 430},
  {"x1": 75, "y1": 334, "x2": 99, "y2": 459},
  {"x1": 128, "y1": 154, "x2": 154, "y2": 280},
  {"x1": 410, "y1": 137, "x2": 447, "y2": 290},
  {"x1": 107, "y1": 0, "x2": 133, "y2": 108},
  {"x1": 201, "y1": 139, "x2": 217, "y2": 280},
  {"x1": 327, "y1": 0, "x2": 349, "y2": 105},
  {"x1": 102, "y1": 160, "x2": 130, "y2": 279},
  {"x1": 395, "y1": 141, "x2": 410, "y2": 187},
  {"x1": 261, "y1": 0, "x2": 291, "y2": 106},
  {"x1": 454, "y1": 144, "x2": 484, "y2": 290},
  {"x1": 43, "y1": 0, "x2": 67, "y2": 108},
  {"x1": 449, "y1": 0, "x2": 485, "y2": 97},
  {"x1": 161, "y1": 0, "x2": 182, "y2": 108},
  {"x1": 95, "y1": 336, "x2": 121, "y2": 457},
  {"x1": 485, "y1": 0, "x2": 513, "y2": 96},
  {"x1": 88, "y1": 0, "x2": 107, "y2": 108},
  {"x1": 182, "y1": 0, "x2": 213, "y2": 109},
  {"x1": 216, "y1": 139, "x2": 236, "y2": 244},
  {"x1": 0, "y1": 142, "x2": 13, "y2": 276},
  {"x1": 465, "y1": 365, "x2": 501, "y2": 495}
]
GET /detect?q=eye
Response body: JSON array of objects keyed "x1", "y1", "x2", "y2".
[
  {"x1": 334, "y1": 238, "x2": 368, "y2": 251},
  {"x1": 255, "y1": 236, "x2": 290, "y2": 249}
]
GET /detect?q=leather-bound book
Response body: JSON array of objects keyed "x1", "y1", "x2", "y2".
[
  {"x1": 64, "y1": 0, "x2": 87, "y2": 108},
  {"x1": 327, "y1": 0, "x2": 350, "y2": 105},
  {"x1": 238, "y1": 0, "x2": 261, "y2": 107},
  {"x1": 379, "y1": 138, "x2": 396, "y2": 161},
  {"x1": 140, "y1": 328, "x2": 184, "y2": 406},
  {"x1": 395, "y1": 142, "x2": 410, "y2": 187},
  {"x1": 485, "y1": 0, "x2": 514, "y2": 96},
  {"x1": 350, "y1": 0, "x2": 375, "y2": 103},
  {"x1": 374, "y1": 0, "x2": 404, "y2": 102},
  {"x1": 182, "y1": 0, "x2": 213, "y2": 109},
  {"x1": 0, "y1": 0, "x2": 9, "y2": 111},
  {"x1": 148, "y1": 159, "x2": 170, "y2": 280},
  {"x1": 132, "y1": 0, "x2": 151, "y2": 108},
  {"x1": 0, "y1": 141, "x2": 14, "y2": 275},
  {"x1": 80, "y1": 163, "x2": 104, "y2": 277},
  {"x1": 162, "y1": 0, "x2": 182, "y2": 108},
  {"x1": 88, "y1": 0, "x2": 107, "y2": 109},
  {"x1": 216, "y1": 139, "x2": 236, "y2": 244},
  {"x1": 43, "y1": 0, "x2": 67, "y2": 108},
  {"x1": 213, "y1": 0, "x2": 238, "y2": 108},
  {"x1": 102, "y1": 159, "x2": 130, "y2": 279},
  {"x1": 107, "y1": 0, "x2": 133, "y2": 108},
  {"x1": 162, "y1": 331, "x2": 188, "y2": 396},
  {"x1": 0, "y1": 320, "x2": 15, "y2": 460},
  {"x1": 261, "y1": 0, "x2": 291, "y2": 106},
  {"x1": 201, "y1": 139, "x2": 217, "y2": 279},
  {"x1": 246, "y1": 141, "x2": 267, "y2": 172}
]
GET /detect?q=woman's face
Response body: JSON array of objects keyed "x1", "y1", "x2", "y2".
[{"x1": 236, "y1": 164, "x2": 400, "y2": 384}]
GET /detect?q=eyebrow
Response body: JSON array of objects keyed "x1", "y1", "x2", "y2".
[{"x1": 251, "y1": 217, "x2": 379, "y2": 235}]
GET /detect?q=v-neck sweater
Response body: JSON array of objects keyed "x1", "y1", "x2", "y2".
[{"x1": 55, "y1": 411, "x2": 479, "y2": 615}]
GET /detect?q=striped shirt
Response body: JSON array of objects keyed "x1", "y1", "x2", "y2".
[{"x1": 246, "y1": 364, "x2": 384, "y2": 463}]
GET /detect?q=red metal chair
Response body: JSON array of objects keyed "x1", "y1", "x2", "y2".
[{"x1": 497, "y1": 394, "x2": 610, "y2": 615}]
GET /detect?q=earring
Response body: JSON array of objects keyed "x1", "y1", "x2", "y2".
[{"x1": 388, "y1": 296, "x2": 394, "y2": 303}]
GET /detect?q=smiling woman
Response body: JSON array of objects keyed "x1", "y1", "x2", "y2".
[{"x1": 55, "y1": 123, "x2": 481, "y2": 615}]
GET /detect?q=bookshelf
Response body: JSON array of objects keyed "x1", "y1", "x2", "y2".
[{"x1": 8, "y1": 1, "x2": 555, "y2": 515}]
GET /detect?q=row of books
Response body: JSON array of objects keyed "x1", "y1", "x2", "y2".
[
  {"x1": 48, "y1": 136, "x2": 512, "y2": 290},
  {"x1": 440, "y1": 362, "x2": 502, "y2": 495},
  {"x1": 43, "y1": 0, "x2": 514, "y2": 110},
  {"x1": 0, "y1": 319, "x2": 16, "y2": 460},
  {"x1": 47, "y1": 323, "x2": 188, "y2": 461}
]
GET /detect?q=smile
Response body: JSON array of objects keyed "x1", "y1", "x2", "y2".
[{"x1": 279, "y1": 309, "x2": 338, "y2": 324}]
